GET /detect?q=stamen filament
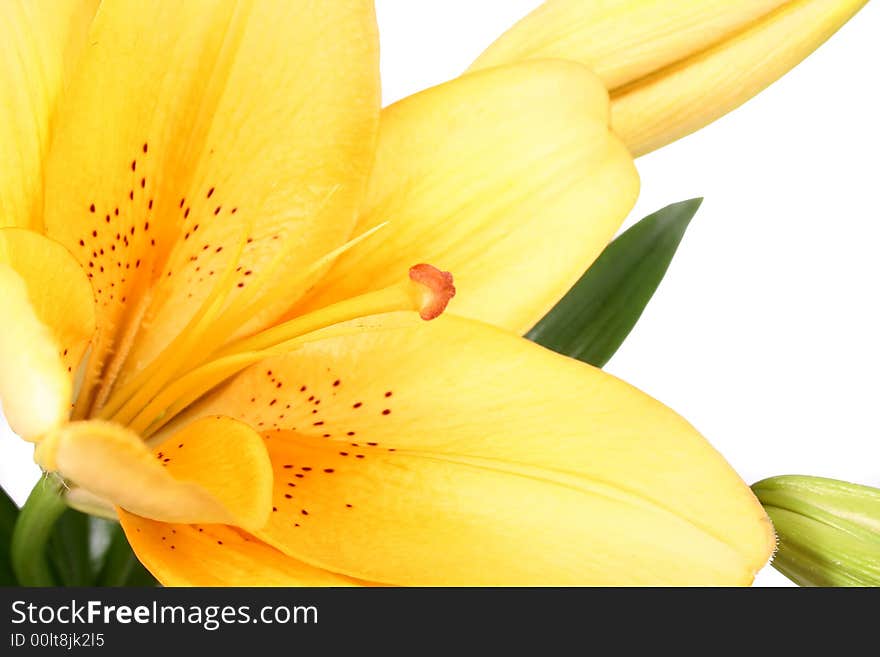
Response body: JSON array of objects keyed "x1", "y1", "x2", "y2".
[
  {"x1": 99, "y1": 223, "x2": 251, "y2": 422},
  {"x1": 104, "y1": 253, "x2": 452, "y2": 441},
  {"x1": 102, "y1": 223, "x2": 387, "y2": 430},
  {"x1": 107, "y1": 289, "x2": 228, "y2": 427},
  {"x1": 214, "y1": 283, "x2": 415, "y2": 358},
  {"x1": 130, "y1": 351, "x2": 269, "y2": 437},
  {"x1": 171, "y1": 221, "x2": 390, "y2": 374},
  {"x1": 90, "y1": 285, "x2": 153, "y2": 412},
  {"x1": 137, "y1": 263, "x2": 454, "y2": 438}
]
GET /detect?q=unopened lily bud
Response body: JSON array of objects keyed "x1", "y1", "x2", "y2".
[
  {"x1": 469, "y1": 0, "x2": 869, "y2": 156},
  {"x1": 752, "y1": 475, "x2": 880, "y2": 586}
]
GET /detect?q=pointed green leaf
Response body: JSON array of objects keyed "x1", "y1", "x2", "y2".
[
  {"x1": 527, "y1": 198, "x2": 701, "y2": 367},
  {"x1": 0, "y1": 486, "x2": 20, "y2": 585}
]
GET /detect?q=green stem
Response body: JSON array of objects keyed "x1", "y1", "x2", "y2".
[{"x1": 11, "y1": 475, "x2": 67, "y2": 586}]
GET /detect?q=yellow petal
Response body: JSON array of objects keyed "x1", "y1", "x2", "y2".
[
  {"x1": 296, "y1": 60, "x2": 638, "y2": 334},
  {"x1": 117, "y1": 514, "x2": 362, "y2": 587},
  {"x1": 36, "y1": 417, "x2": 272, "y2": 530},
  {"x1": 470, "y1": 0, "x2": 868, "y2": 156},
  {"x1": 0, "y1": 228, "x2": 96, "y2": 378},
  {"x1": 0, "y1": 0, "x2": 98, "y2": 229},
  {"x1": 189, "y1": 313, "x2": 774, "y2": 585},
  {"x1": 0, "y1": 265, "x2": 70, "y2": 439},
  {"x1": 41, "y1": 0, "x2": 380, "y2": 402}
]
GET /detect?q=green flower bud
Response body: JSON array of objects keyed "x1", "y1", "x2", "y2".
[{"x1": 752, "y1": 476, "x2": 880, "y2": 587}]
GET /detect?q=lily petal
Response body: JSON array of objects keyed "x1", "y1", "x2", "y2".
[
  {"x1": 469, "y1": 0, "x2": 868, "y2": 156},
  {"x1": 36, "y1": 416, "x2": 272, "y2": 530},
  {"x1": 41, "y1": 0, "x2": 380, "y2": 392},
  {"x1": 297, "y1": 60, "x2": 638, "y2": 334},
  {"x1": 0, "y1": 229, "x2": 95, "y2": 439},
  {"x1": 0, "y1": 0, "x2": 98, "y2": 229},
  {"x1": 189, "y1": 313, "x2": 774, "y2": 585},
  {"x1": 117, "y1": 515, "x2": 361, "y2": 587},
  {"x1": 0, "y1": 228, "x2": 96, "y2": 378},
  {"x1": 0, "y1": 266, "x2": 70, "y2": 440}
]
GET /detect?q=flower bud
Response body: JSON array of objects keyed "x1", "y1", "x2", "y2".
[
  {"x1": 752, "y1": 475, "x2": 880, "y2": 586},
  {"x1": 470, "y1": 1, "x2": 869, "y2": 156}
]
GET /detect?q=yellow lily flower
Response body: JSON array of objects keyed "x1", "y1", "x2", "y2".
[
  {"x1": 0, "y1": 0, "x2": 773, "y2": 585},
  {"x1": 469, "y1": 0, "x2": 869, "y2": 156}
]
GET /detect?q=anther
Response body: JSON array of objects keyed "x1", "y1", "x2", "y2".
[{"x1": 408, "y1": 264, "x2": 456, "y2": 320}]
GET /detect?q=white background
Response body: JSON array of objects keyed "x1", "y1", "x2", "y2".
[{"x1": 2, "y1": 1, "x2": 878, "y2": 587}]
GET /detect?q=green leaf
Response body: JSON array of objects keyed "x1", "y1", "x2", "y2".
[
  {"x1": 527, "y1": 198, "x2": 701, "y2": 367},
  {"x1": 0, "y1": 485, "x2": 20, "y2": 585},
  {"x1": 11, "y1": 476, "x2": 68, "y2": 586},
  {"x1": 95, "y1": 521, "x2": 157, "y2": 587}
]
